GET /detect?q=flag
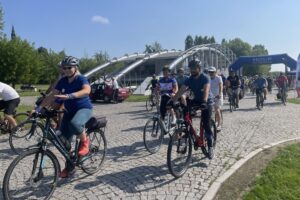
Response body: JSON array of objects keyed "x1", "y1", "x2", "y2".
[{"x1": 296, "y1": 54, "x2": 300, "y2": 89}]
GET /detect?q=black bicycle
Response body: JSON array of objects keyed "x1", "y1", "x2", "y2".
[
  {"x1": 3, "y1": 108, "x2": 107, "y2": 200},
  {"x1": 228, "y1": 92, "x2": 237, "y2": 112},
  {"x1": 256, "y1": 88, "x2": 264, "y2": 110}
]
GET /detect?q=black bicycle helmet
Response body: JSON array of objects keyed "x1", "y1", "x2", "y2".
[
  {"x1": 61, "y1": 56, "x2": 79, "y2": 67},
  {"x1": 188, "y1": 60, "x2": 201, "y2": 68}
]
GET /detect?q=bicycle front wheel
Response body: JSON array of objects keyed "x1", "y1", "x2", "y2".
[
  {"x1": 9, "y1": 120, "x2": 44, "y2": 154},
  {"x1": 167, "y1": 126, "x2": 192, "y2": 178},
  {"x1": 3, "y1": 148, "x2": 59, "y2": 200},
  {"x1": 143, "y1": 118, "x2": 163, "y2": 154},
  {"x1": 81, "y1": 129, "x2": 107, "y2": 175}
]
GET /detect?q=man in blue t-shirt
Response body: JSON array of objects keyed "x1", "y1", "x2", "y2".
[
  {"x1": 158, "y1": 67, "x2": 178, "y2": 124},
  {"x1": 171, "y1": 60, "x2": 215, "y2": 159}
]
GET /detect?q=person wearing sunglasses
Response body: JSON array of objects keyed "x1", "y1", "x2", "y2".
[{"x1": 52, "y1": 56, "x2": 93, "y2": 178}]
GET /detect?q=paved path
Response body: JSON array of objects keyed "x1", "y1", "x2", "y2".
[{"x1": 1, "y1": 93, "x2": 300, "y2": 199}]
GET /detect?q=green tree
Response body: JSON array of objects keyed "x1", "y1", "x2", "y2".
[
  {"x1": 243, "y1": 44, "x2": 271, "y2": 76},
  {"x1": 224, "y1": 38, "x2": 252, "y2": 57},
  {"x1": 38, "y1": 49, "x2": 65, "y2": 84},
  {"x1": 0, "y1": 37, "x2": 43, "y2": 87},
  {"x1": 185, "y1": 35, "x2": 194, "y2": 50},
  {"x1": 144, "y1": 41, "x2": 163, "y2": 53}
]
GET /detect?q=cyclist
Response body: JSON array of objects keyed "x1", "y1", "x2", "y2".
[
  {"x1": 276, "y1": 72, "x2": 288, "y2": 99},
  {"x1": 158, "y1": 67, "x2": 178, "y2": 125},
  {"x1": 208, "y1": 66, "x2": 223, "y2": 131},
  {"x1": 0, "y1": 82, "x2": 20, "y2": 131},
  {"x1": 52, "y1": 56, "x2": 93, "y2": 178},
  {"x1": 266, "y1": 76, "x2": 274, "y2": 94},
  {"x1": 253, "y1": 74, "x2": 268, "y2": 108},
  {"x1": 176, "y1": 68, "x2": 188, "y2": 106},
  {"x1": 227, "y1": 70, "x2": 241, "y2": 108},
  {"x1": 146, "y1": 74, "x2": 159, "y2": 104},
  {"x1": 171, "y1": 60, "x2": 215, "y2": 159}
]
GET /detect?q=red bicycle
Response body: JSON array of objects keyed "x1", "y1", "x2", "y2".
[{"x1": 167, "y1": 100, "x2": 217, "y2": 178}]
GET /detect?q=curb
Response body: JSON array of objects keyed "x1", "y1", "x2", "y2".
[{"x1": 202, "y1": 137, "x2": 300, "y2": 200}]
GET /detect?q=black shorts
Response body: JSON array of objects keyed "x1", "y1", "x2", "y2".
[{"x1": 0, "y1": 98, "x2": 20, "y2": 115}]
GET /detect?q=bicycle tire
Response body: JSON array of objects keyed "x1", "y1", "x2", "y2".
[
  {"x1": 14, "y1": 112, "x2": 29, "y2": 125},
  {"x1": 9, "y1": 120, "x2": 45, "y2": 155},
  {"x1": 143, "y1": 118, "x2": 163, "y2": 154},
  {"x1": 167, "y1": 125, "x2": 192, "y2": 178},
  {"x1": 3, "y1": 148, "x2": 59, "y2": 200},
  {"x1": 81, "y1": 129, "x2": 107, "y2": 175},
  {"x1": 229, "y1": 97, "x2": 233, "y2": 112},
  {"x1": 201, "y1": 119, "x2": 217, "y2": 156}
]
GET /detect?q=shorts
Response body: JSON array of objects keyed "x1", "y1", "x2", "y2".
[
  {"x1": 0, "y1": 98, "x2": 20, "y2": 115},
  {"x1": 213, "y1": 97, "x2": 223, "y2": 109}
]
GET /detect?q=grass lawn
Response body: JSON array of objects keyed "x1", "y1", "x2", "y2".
[
  {"x1": 125, "y1": 94, "x2": 149, "y2": 102},
  {"x1": 17, "y1": 105, "x2": 34, "y2": 113},
  {"x1": 287, "y1": 98, "x2": 300, "y2": 104},
  {"x1": 244, "y1": 143, "x2": 300, "y2": 200},
  {"x1": 16, "y1": 84, "x2": 49, "y2": 97}
]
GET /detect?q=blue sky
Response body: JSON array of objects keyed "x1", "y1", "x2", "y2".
[{"x1": 2, "y1": 0, "x2": 300, "y2": 71}]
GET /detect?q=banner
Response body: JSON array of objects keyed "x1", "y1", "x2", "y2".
[{"x1": 296, "y1": 54, "x2": 300, "y2": 89}]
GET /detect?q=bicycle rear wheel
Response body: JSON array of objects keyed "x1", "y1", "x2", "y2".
[
  {"x1": 167, "y1": 126, "x2": 192, "y2": 178},
  {"x1": 9, "y1": 120, "x2": 44, "y2": 154},
  {"x1": 2, "y1": 148, "x2": 59, "y2": 200},
  {"x1": 14, "y1": 112, "x2": 29, "y2": 125},
  {"x1": 143, "y1": 118, "x2": 163, "y2": 154},
  {"x1": 81, "y1": 129, "x2": 107, "y2": 175}
]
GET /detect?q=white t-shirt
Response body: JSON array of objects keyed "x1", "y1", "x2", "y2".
[
  {"x1": 112, "y1": 80, "x2": 120, "y2": 89},
  {"x1": 210, "y1": 75, "x2": 223, "y2": 97},
  {"x1": 0, "y1": 82, "x2": 20, "y2": 101}
]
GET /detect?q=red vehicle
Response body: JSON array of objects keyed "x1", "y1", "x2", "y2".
[{"x1": 90, "y1": 82, "x2": 130, "y2": 103}]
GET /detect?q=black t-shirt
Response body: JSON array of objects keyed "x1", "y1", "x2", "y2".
[
  {"x1": 150, "y1": 79, "x2": 158, "y2": 88},
  {"x1": 227, "y1": 75, "x2": 240, "y2": 89}
]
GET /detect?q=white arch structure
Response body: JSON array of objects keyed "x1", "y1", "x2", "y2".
[
  {"x1": 84, "y1": 53, "x2": 146, "y2": 78},
  {"x1": 168, "y1": 44, "x2": 235, "y2": 71}
]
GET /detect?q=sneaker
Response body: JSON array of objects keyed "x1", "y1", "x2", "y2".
[
  {"x1": 217, "y1": 125, "x2": 222, "y2": 131},
  {"x1": 264, "y1": 96, "x2": 267, "y2": 100},
  {"x1": 59, "y1": 168, "x2": 75, "y2": 178},
  {"x1": 236, "y1": 104, "x2": 239, "y2": 108},
  {"x1": 208, "y1": 147, "x2": 214, "y2": 160},
  {"x1": 78, "y1": 138, "x2": 90, "y2": 157},
  {"x1": 59, "y1": 168, "x2": 69, "y2": 178}
]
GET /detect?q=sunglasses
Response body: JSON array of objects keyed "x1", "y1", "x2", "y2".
[{"x1": 62, "y1": 66, "x2": 73, "y2": 70}]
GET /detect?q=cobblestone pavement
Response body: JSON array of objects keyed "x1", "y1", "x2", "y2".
[{"x1": 1, "y1": 92, "x2": 300, "y2": 199}]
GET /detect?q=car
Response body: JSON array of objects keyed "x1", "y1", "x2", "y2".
[
  {"x1": 90, "y1": 82, "x2": 130, "y2": 103},
  {"x1": 20, "y1": 84, "x2": 37, "y2": 91}
]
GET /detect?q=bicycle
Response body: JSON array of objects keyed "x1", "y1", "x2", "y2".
[
  {"x1": 0, "y1": 110, "x2": 29, "y2": 134},
  {"x1": 8, "y1": 93, "x2": 62, "y2": 154},
  {"x1": 256, "y1": 88, "x2": 264, "y2": 110},
  {"x1": 143, "y1": 93, "x2": 177, "y2": 154},
  {"x1": 279, "y1": 87, "x2": 287, "y2": 106},
  {"x1": 3, "y1": 108, "x2": 107, "y2": 200},
  {"x1": 145, "y1": 88, "x2": 160, "y2": 111},
  {"x1": 167, "y1": 100, "x2": 217, "y2": 178},
  {"x1": 228, "y1": 92, "x2": 236, "y2": 112}
]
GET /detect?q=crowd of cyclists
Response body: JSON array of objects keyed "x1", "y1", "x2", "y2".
[{"x1": 0, "y1": 56, "x2": 291, "y2": 179}]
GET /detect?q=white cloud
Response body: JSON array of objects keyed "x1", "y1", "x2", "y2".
[{"x1": 91, "y1": 15, "x2": 110, "y2": 25}]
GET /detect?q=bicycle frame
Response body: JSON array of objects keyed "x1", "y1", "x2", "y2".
[{"x1": 182, "y1": 105, "x2": 206, "y2": 148}]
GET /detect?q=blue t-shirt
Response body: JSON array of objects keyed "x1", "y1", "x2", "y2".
[
  {"x1": 184, "y1": 74, "x2": 214, "y2": 105},
  {"x1": 159, "y1": 77, "x2": 177, "y2": 96},
  {"x1": 55, "y1": 75, "x2": 93, "y2": 115}
]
